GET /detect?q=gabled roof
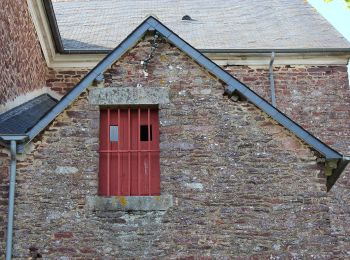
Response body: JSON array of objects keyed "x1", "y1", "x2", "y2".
[
  {"x1": 50, "y1": 0, "x2": 350, "y2": 52},
  {"x1": 0, "y1": 94, "x2": 58, "y2": 135},
  {"x1": 1, "y1": 16, "x2": 348, "y2": 189}
]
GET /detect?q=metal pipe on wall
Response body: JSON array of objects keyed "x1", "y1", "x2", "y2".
[
  {"x1": 269, "y1": 52, "x2": 277, "y2": 107},
  {"x1": 0, "y1": 135, "x2": 27, "y2": 260},
  {"x1": 5, "y1": 140, "x2": 17, "y2": 260}
]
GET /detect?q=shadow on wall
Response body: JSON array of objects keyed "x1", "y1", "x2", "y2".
[{"x1": 62, "y1": 38, "x2": 111, "y2": 51}]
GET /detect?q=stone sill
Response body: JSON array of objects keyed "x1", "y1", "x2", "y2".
[{"x1": 86, "y1": 194, "x2": 173, "y2": 211}]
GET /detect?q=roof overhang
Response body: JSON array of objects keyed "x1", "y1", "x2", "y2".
[
  {"x1": 27, "y1": 0, "x2": 350, "y2": 69},
  {"x1": 0, "y1": 135, "x2": 28, "y2": 142},
  {"x1": 0, "y1": 135, "x2": 28, "y2": 151}
]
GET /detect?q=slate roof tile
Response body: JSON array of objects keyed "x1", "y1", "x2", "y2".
[
  {"x1": 0, "y1": 94, "x2": 58, "y2": 135},
  {"x1": 52, "y1": 0, "x2": 350, "y2": 51}
]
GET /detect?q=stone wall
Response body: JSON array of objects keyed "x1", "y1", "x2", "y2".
[
  {"x1": 0, "y1": 0, "x2": 47, "y2": 105},
  {"x1": 0, "y1": 151, "x2": 9, "y2": 257},
  {"x1": 0, "y1": 35, "x2": 340, "y2": 258},
  {"x1": 225, "y1": 65, "x2": 350, "y2": 155},
  {"x1": 225, "y1": 65, "x2": 350, "y2": 256},
  {"x1": 46, "y1": 68, "x2": 89, "y2": 95},
  {"x1": 0, "y1": 0, "x2": 47, "y2": 255},
  {"x1": 0, "y1": 1, "x2": 348, "y2": 257}
]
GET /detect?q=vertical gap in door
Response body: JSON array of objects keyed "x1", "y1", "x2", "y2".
[
  {"x1": 107, "y1": 108, "x2": 110, "y2": 196},
  {"x1": 128, "y1": 108, "x2": 131, "y2": 196},
  {"x1": 117, "y1": 108, "x2": 120, "y2": 195},
  {"x1": 137, "y1": 108, "x2": 141, "y2": 195},
  {"x1": 147, "y1": 108, "x2": 151, "y2": 195}
]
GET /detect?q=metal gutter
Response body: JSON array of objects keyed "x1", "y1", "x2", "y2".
[
  {"x1": 199, "y1": 48, "x2": 350, "y2": 54},
  {"x1": 42, "y1": 0, "x2": 64, "y2": 53},
  {"x1": 269, "y1": 52, "x2": 276, "y2": 107},
  {"x1": 52, "y1": 48, "x2": 350, "y2": 55},
  {"x1": 58, "y1": 49, "x2": 111, "y2": 55},
  {"x1": 0, "y1": 135, "x2": 28, "y2": 260}
]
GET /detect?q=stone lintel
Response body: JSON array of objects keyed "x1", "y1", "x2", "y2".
[
  {"x1": 89, "y1": 87, "x2": 170, "y2": 105},
  {"x1": 86, "y1": 194, "x2": 173, "y2": 211}
]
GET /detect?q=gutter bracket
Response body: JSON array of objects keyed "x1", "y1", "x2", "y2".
[
  {"x1": 325, "y1": 159, "x2": 338, "y2": 177},
  {"x1": 327, "y1": 158, "x2": 350, "y2": 191},
  {"x1": 224, "y1": 86, "x2": 239, "y2": 102},
  {"x1": 224, "y1": 86, "x2": 236, "y2": 97},
  {"x1": 94, "y1": 73, "x2": 105, "y2": 88}
]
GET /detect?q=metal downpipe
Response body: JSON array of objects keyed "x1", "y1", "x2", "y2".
[
  {"x1": 5, "y1": 140, "x2": 17, "y2": 260},
  {"x1": 269, "y1": 52, "x2": 277, "y2": 107}
]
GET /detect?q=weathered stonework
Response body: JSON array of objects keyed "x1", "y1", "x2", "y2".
[
  {"x1": 0, "y1": 1, "x2": 349, "y2": 257},
  {"x1": 39, "y1": 52, "x2": 350, "y2": 256},
  {"x1": 224, "y1": 64, "x2": 350, "y2": 257},
  {"x1": 224, "y1": 65, "x2": 350, "y2": 155},
  {"x1": 0, "y1": 0, "x2": 48, "y2": 105},
  {"x1": 1, "y1": 34, "x2": 341, "y2": 259},
  {"x1": 89, "y1": 87, "x2": 170, "y2": 105},
  {"x1": 46, "y1": 68, "x2": 89, "y2": 95},
  {"x1": 86, "y1": 195, "x2": 173, "y2": 211}
]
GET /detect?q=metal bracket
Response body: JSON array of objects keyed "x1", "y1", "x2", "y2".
[
  {"x1": 0, "y1": 135, "x2": 28, "y2": 142},
  {"x1": 325, "y1": 159, "x2": 338, "y2": 177},
  {"x1": 223, "y1": 87, "x2": 234, "y2": 97},
  {"x1": 93, "y1": 74, "x2": 105, "y2": 88},
  {"x1": 224, "y1": 87, "x2": 240, "y2": 102},
  {"x1": 327, "y1": 159, "x2": 350, "y2": 191}
]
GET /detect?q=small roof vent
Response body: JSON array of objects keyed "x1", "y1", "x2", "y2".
[{"x1": 182, "y1": 15, "x2": 195, "y2": 21}]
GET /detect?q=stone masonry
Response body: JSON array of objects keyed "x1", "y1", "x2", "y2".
[
  {"x1": 46, "y1": 68, "x2": 88, "y2": 96},
  {"x1": 0, "y1": 2, "x2": 350, "y2": 256},
  {"x1": 225, "y1": 65, "x2": 350, "y2": 256},
  {"x1": 0, "y1": 34, "x2": 344, "y2": 258}
]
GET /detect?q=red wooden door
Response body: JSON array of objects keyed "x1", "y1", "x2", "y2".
[{"x1": 99, "y1": 108, "x2": 160, "y2": 196}]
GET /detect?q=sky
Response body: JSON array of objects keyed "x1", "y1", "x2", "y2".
[
  {"x1": 308, "y1": 0, "x2": 350, "y2": 42},
  {"x1": 308, "y1": 0, "x2": 350, "y2": 79}
]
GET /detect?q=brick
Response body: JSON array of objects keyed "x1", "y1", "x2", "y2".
[
  {"x1": 46, "y1": 68, "x2": 87, "y2": 95},
  {"x1": 0, "y1": 0, "x2": 47, "y2": 105},
  {"x1": 53, "y1": 232, "x2": 74, "y2": 239}
]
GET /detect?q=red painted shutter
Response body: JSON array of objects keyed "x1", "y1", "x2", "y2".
[{"x1": 99, "y1": 108, "x2": 160, "y2": 196}]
